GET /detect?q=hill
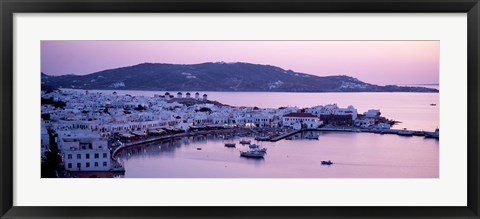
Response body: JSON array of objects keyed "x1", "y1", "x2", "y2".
[{"x1": 41, "y1": 62, "x2": 438, "y2": 92}]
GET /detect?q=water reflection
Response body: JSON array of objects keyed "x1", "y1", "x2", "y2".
[{"x1": 117, "y1": 131, "x2": 439, "y2": 178}]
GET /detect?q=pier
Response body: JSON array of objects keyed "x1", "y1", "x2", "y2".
[
  {"x1": 257, "y1": 127, "x2": 437, "y2": 143},
  {"x1": 268, "y1": 130, "x2": 303, "y2": 142}
]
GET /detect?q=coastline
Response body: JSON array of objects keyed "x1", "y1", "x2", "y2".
[{"x1": 112, "y1": 126, "x2": 437, "y2": 158}]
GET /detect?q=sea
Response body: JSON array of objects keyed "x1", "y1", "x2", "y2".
[{"x1": 80, "y1": 89, "x2": 440, "y2": 178}]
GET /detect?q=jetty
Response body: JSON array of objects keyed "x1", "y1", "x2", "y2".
[
  {"x1": 257, "y1": 127, "x2": 437, "y2": 143},
  {"x1": 268, "y1": 130, "x2": 302, "y2": 142}
]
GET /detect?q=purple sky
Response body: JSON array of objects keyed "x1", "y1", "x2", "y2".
[{"x1": 41, "y1": 41, "x2": 439, "y2": 85}]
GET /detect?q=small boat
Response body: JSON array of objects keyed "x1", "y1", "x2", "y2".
[
  {"x1": 240, "y1": 150, "x2": 266, "y2": 158},
  {"x1": 239, "y1": 139, "x2": 251, "y2": 144},
  {"x1": 321, "y1": 160, "x2": 333, "y2": 165},
  {"x1": 398, "y1": 128, "x2": 414, "y2": 136},
  {"x1": 224, "y1": 143, "x2": 236, "y2": 148},
  {"x1": 249, "y1": 144, "x2": 260, "y2": 149},
  {"x1": 430, "y1": 103, "x2": 437, "y2": 106},
  {"x1": 196, "y1": 148, "x2": 202, "y2": 150},
  {"x1": 305, "y1": 134, "x2": 319, "y2": 140},
  {"x1": 254, "y1": 147, "x2": 267, "y2": 153}
]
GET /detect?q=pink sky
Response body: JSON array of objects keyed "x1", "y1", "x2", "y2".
[{"x1": 41, "y1": 41, "x2": 439, "y2": 85}]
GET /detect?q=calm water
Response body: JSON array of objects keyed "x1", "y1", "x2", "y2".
[
  {"x1": 117, "y1": 132, "x2": 438, "y2": 178},
  {"x1": 75, "y1": 89, "x2": 439, "y2": 178}
]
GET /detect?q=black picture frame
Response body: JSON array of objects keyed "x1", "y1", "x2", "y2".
[{"x1": 1, "y1": 0, "x2": 479, "y2": 218}]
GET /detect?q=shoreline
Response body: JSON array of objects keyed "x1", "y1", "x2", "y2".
[
  {"x1": 112, "y1": 127, "x2": 437, "y2": 158},
  {"x1": 59, "y1": 88, "x2": 439, "y2": 94},
  {"x1": 112, "y1": 128, "x2": 254, "y2": 158}
]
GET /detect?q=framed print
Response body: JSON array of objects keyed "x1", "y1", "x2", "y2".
[{"x1": 1, "y1": 0, "x2": 479, "y2": 218}]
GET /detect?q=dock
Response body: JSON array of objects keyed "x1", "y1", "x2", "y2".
[
  {"x1": 268, "y1": 130, "x2": 303, "y2": 142},
  {"x1": 262, "y1": 127, "x2": 437, "y2": 143}
]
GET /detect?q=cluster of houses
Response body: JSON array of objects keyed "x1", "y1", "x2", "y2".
[
  {"x1": 154, "y1": 91, "x2": 208, "y2": 101},
  {"x1": 41, "y1": 89, "x2": 390, "y2": 173}
]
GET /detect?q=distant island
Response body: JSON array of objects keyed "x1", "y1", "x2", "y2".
[{"x1": 41, "y1": 62, "x2": 438, "y2": 93}]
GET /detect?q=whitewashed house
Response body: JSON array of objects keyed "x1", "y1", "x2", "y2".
[
  {"x1": 282, "y1": 112, "x2": 321, "y2": 129},
  {"x1": 57, "y1": 132, "x2": 112, "y2": 171}
]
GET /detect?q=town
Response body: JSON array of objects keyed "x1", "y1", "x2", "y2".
[{"x1": 41, "y1": 89, "x2": 436, "y2": 177}]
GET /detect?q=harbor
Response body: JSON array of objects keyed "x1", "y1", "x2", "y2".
[
  {"x1": 41, "y1": 89, "x2": 439, "y2": 178},
  {"x1": 110, "y1": 125, "x2": 438, "y2": 157},
  {"x1": 116, "y1": 130, "x2": 439, "y2": 178}
]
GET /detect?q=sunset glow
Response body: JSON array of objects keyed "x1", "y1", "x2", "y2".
[{"x1": 41, "y1": 41, "x2": 439, "y2": 85}]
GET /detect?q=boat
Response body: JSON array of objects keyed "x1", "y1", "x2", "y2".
[
  {"x1": 224, "y1": 143, "x2": 236, "y2": 148},
  {"x1": 424, "y1": 128, "x2": 439, "y2": 139},
  {"x1": 321, "y1": 160, "x2": 333, "y2": 165},
  {"x1": 240, "y1": 149, "x2": 266, "y2": 158},
  {"x1": 196, "y1": 148, "x2": 202, "y2": 150},
  {"x1": 255, "y1": 147, "x2": 267, "y2": 153},
  {"x1": 430, "y1": 103, "x2": 437, "y2": 106},
  {"x1": 305, "y1": 133, "x2": 319, "y2": 140},
  {"x1": 398, "y1": 128, "x2": 414, "y2": 136},
  {"x1": 249, "y1": 144, "x2": 259, "y2": 148},
  {"x1": 239, "y1": 139, "x2": 251, "y2": 144}
]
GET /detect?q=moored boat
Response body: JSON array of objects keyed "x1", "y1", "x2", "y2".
[
  {"x1": 239, "y1": 139, "x2": 251, "y2": 144},
  {"x1": 224, "y1": 143, "x2": 236, "y2": 148},
  {"x1": 249, "y1": 144, "x2": 259, "y2": 149},
  {"x1": 321, "y1": 160, "x2": 333, "y2": 165},
  {"x1": 240, "y1": 149, "x2": 266, "y2": 158}
]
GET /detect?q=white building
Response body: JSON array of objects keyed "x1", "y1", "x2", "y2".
[
  {"x1": 41, "y1": 122, "x2": 50, "y2": 156},
  {"x1": 354, "y1": 117, "x2": 376, "y2": 128},
  {"x1": 335, "y1": 105, "x2": 358, "y2": 120},
  {"x1": 365, "y1": 109, "x2": 381, "y2": 118},
  {"x1": 282, "y1": 112, "x2": 322, "y2": 129},
  {"x1": 58, "y1": 132, "x2": 112, "y2": 171}
]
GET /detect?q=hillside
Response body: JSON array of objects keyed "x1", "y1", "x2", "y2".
[{"x1": 41, "y1": 62, "x2": 438, "y2": 92}]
